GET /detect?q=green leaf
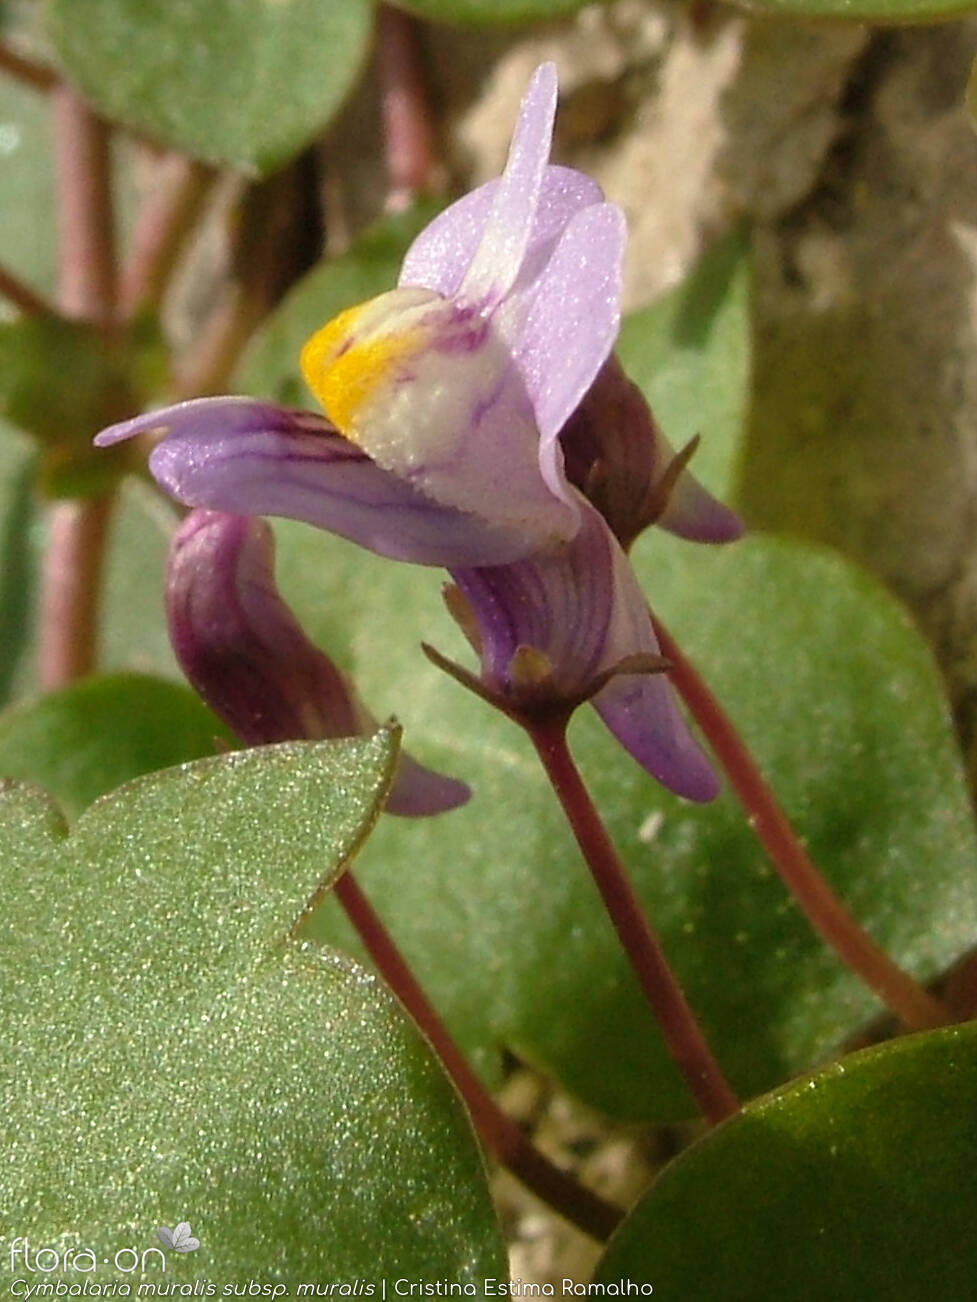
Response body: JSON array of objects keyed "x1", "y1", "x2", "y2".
[
  {"x1": 42, "y1": 0, "x2": 374, "y2": 174},
  {"x1": 594, "y1": 1023, "x2": 977, "y2": 1298},
  {"x1": 238, "y1": 201, "x2": 443, "y2": 405},
  {"x1": 0, "y1": 671, "x2": 232, "y2": 818},
  {"x1": 617, "y1": 229, "x2": 750, "y2": 498},
  {"x1": 391, "y1": 0, "x2": 612, "y2": 23},
  {"x1": 0, "y1": 313, "x2": 164, "y2": 495},
  {"x1": 724, "y1": 0, "x2": 976, "y2": 18},
  {"x1": 276, "y1": 523, "x2": 977, "y2": 1120},
  {"x1": 0, "y1": 425, "x2": 38, "y2": 706},
  {"x1": 0, "y1": 65, "x2": 56, "y2": 298},
  {"x1": 239, "y1": 224, "x2": 974, "y2": 1119},
  {"x1": 0, "y1": 734, "x2": 506, "y2": 1281}
]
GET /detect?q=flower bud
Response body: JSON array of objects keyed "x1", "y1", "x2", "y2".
[
  {"x1": 166, "y1": 509, "x2": 469, "y2": 817},
  {"x1": 560, "y1": 357, "x2": 743, "y2": 550}
]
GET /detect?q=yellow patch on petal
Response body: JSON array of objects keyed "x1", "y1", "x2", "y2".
[
  {"x1": 300, "y1": 291, "x2": 434, "y2": 441},
  {"x1": 297, "y1": 284, "x2": 579, "y2": 549}
]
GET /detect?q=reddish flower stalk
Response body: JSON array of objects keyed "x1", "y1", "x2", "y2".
[
  {"x1": 0, "y1": 260, "x2": 53, "y2": 317},
  {"x1": 652, "y1": 616, "x2": 951, "y2": 1032},
  {"x1": 38, "y1": 89, "x2": 118, "y2": 690},
  {"x1": 0, "y1": 40, "x2": 56, "y2": 92},
  {"x1": 37, "y1": 496, "x2": 114, "y2": 690},
  {"x1": 52, "y1": 88, "x2": 116, "y2": 329},
  {"x1": 119, "y1": 152, "x2": 216, "y2": 319},
  {"x1": 326, "y1": 870, "x2": 624, "y2": 1242},
  {"x1": 527, "y1": 715, "x2": 739, "y2": 1126},
  {"x1": 376, "y1": 4, "x2": 441, "y2": 211}
]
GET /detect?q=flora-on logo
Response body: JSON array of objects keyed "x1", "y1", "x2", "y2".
[{"x1": 157, "y1": 1223, "x2": 200, "y2": 1253}]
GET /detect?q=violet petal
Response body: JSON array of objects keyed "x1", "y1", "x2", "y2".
[
  {"x1": 657, "y1": 468, "x2": 745, "y2": 545},
  {"x1": 98, "y1": 398, "x2": 540, "y2": 568},
  {"x1": 451, "y1": 496, "x2": 615, "y2": 698},
  {"x1": 167, "y1": 508, "x2": 469, "y2": 816},
  {"x1": 592, "y1": 672, "x2": 719, "y2": 803},
  {"x1": 456, "y1": 62, "x2": 558, "y2": 311},
  {"x1": 589, "y1": 534, "x2": 719, "y2": 801},
  {"x1": 453, "y1": 496, "x2": 716, "y2": 798},
  {"x1": 385, "y1": 750, "x2": 471, "y2": 818},
  {"x1": 166, "y1": 509, "x2": 360, "y2": 748},
  {"x1": 452, "y1": 495, "x2": 716, "y2": 798},
  {"x1": 399, "y1": 165, "x2": 603, "y2": 300},
  {"x1": 511, "y1": 203, "x2": 626, "y2": 500}
]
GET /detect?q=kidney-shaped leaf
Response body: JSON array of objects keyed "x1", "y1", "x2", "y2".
[
  {"x1": 276, "y1": 524, "x2": 977, "y2": 1121},
  {"x1": 0, "y1": 671, "x2": 232, "y2": 819},
  {"x1": 238, "y1": 223, "x2": 976, "y2": 1121},
  {"x1": 594, "y1": 1022, "x2": 977, "y2": 1299},
  {"x1": 0, "y1": 734, "x2": 505, "y2": 1282},
  {"x1": 43, "y1": 0, "x2": 374, "y2": 174}
]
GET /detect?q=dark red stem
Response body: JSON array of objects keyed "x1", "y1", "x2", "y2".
[
  {"x1": 527, "y1": 716, "x2": 739, "y2": 1126},
  {"x1": 653, "y1": 616, "x2": 950, "y2": 1032},
  {"x1": 331, "y1": 871, "x2": 623, "y2": 1241},
  {"x1": 119, "y1": 152, "x2": 215, "y2": 319},
  {"x1": 376, "y1": 5, "x2": 441, "y2": 211},
  {"x1": 38, "y1": 89, "x2": 118, "y2": 689},
  {"x1": 0, "y1": 261, "x2": 53, "y2": 316}
]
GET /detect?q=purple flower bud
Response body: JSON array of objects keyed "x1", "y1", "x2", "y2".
[
  {"x1": 166, "y1": 509, "x2": 469, "y2": 817},
  {"x1": 561, "y1": 357, "x2": 744, "y2": 551}
]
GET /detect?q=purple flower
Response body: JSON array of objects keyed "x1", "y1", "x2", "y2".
[
  {"x1": 167, "y1": 508, "x2": 469, "y2": 817},
  {"x1": 96, "y1": 63, "x2": 739, "y2": 802}
]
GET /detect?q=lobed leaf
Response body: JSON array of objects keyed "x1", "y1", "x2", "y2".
[
  {"x1": 278, "y1": 523, "x2": 977, "y2": 1119},
  {"x1": 0, "y1": 734, "x2": 506, "y2": 1282}
]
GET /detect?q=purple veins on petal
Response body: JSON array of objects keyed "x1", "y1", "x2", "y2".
[
  {"x1": 97, "y1": 397, "x2": 541, "y2": 569},
  {"x1": 166, "y1": 508, "x2": 469, "y2": 817},
  {"x1": 451, "y1": 497, "x2": 614, "y2": 701},
  {"x1": 451, "y1": 498, "x2": 717, "y2": 801},
  {"x1": 299, "y1": 294, "x2": 580, "y2": 552}
]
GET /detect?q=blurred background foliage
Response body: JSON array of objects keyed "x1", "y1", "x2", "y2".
[{"x1": 3, "y1": 0, "x2": 977, "y2": 1290}]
